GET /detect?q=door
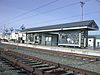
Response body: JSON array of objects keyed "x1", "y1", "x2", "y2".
[
  {"x1": 97, "y1": 42, "x2": 100, "y2": 47},
  {"x1": 45, "y1": 36, "x2": 52, "y2": 46}
]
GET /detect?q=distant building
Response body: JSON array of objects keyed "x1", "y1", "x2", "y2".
[
  {"x1": 0, "y1": 33, "x2": 10, "y2": 42},
  {"x1": 88, "y1": 35, "x2": 100, "y2": 49},
  {"x1": 21, "y1": 20, "x2": 99, "y2": 48},
  {"x1": 96, "y1": 35, "x2": 100, "y2": 48},
  {"x1": 0, "y1": 33, "x2": 3, "y2": 39},
  {"x1": 10, "y1": 30, "x2": 26, "y2": 43}
]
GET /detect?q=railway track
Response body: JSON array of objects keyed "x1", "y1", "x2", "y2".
[
  {"x1": 0, "y1": 48, "x2": 100, "y2": 75},
  {"x1": 1, "y1": 43, "x2": 100, "y2": 62},
  {"x1": 0, "y1": 56, "x2": 28, "y2": 75},
  {"x1": 2, "y1": 43, "x2": 100, "y2": 61}
]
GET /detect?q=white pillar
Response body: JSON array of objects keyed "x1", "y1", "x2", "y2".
[{"x1": 79, "y1": 33, "x2": 81, "y2": 47}]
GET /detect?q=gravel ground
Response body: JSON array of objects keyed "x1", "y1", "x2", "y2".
[
  {"x1": 0, "y1": 56, "x2": 27, "y2": 75},
  {"x1": 0, "y1": 62, "x2": 19, "y2": 75},
  {"x1": 0, "y1": 43, "x2": 100, "y2": 74}
]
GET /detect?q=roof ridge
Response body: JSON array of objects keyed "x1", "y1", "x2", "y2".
[
  {"x1": 26, "y1": 20, "x2": 94, "y2": 29},
  {"x1": 22, "y1": 20, "x2": 98, "y2": 32}
]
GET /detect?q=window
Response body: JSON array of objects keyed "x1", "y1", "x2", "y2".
[
  {"x1": 46, "y1": 37, "x2": 51, "y2": 42},
  {"x1": 46, "y1": 37, "x2": 48, "y2": 41},
  {"x1": 89, "y1": 40, "x2": 91, "y2": 41},
  {"x1": 97, "y1": 42, "x2": 100, "y2": 47}
]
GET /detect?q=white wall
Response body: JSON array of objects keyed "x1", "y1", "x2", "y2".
[
  {"x1": 10, "y1": 33, "x2": 18, "y2": 40},
  {"x1": 0, "y1": 33, "x2": 3, "y2": 39},
  {"x1": 96, "y1": 39, "x2": 100, "y2": 47},
  {"x1": 88, "y1": 38, "x2": 94, "y2": 47},
  {"x1": 88, "y1": 37, "x2": 100, "y2": 48},
  {"x1": 10, "y1": 32, "x2": 26, "y2": 40}
]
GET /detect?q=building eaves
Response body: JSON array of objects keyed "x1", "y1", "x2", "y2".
[{"x1": 22, "y1": 20, "x2": 97, "y2": 32}]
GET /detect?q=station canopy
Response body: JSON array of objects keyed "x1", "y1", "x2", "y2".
[{"x1": 22, "y1": 20, "x2": 99, "y2": 33}]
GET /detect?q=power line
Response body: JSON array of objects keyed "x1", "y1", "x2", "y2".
[
  {"x1": 5, "y1": 11, "x2": 100, "y2": 29},
  {"x1": 1, "y1": 11, "x2": 100, "y2": 32},
  {"x1": 0, "y1": 0, "x2": 91, "y2": 25},
  {"x1": 96, "y1": 0, "x2": 100, "y2": 2},
  {"x1": 0, "y1": 0, "x2": 60, "y2": 24},
  {"x1": 29, "y1": 11, "x2": 100, "y2": 25},
  {"x1": 0, "y1": 0, "x2": 94, "y2": 28},
  {"x1": 4, "y1": 1, "x2": 80, "y2": 25}
]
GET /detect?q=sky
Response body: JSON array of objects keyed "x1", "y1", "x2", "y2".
[{"x1": 0, "y1": 0, "x2": 100, "y2": 35}]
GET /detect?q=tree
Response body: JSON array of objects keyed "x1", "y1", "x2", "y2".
[
  {"x1": 20, "y1": 24, "x2": 25, "y2": 30},
  {"x1": 10, "y1": 27, "x2": 14, "y2": 33},
  {"x1": 5, "y1": 29, "x2": 8, "y2": 33}
]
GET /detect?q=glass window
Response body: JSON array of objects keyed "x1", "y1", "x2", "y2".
[
  {"x1": 48, "y1": 37, "x2": 51, "y2": 41},
  {"x1": 89, "y1": 40, "x2": 91, "y2": 41},
  {"x1": 97, "y1": 42, "x2": 100, "y2": 47},
  {"x1": 46, "y1": 37, "x2": 49, "y2": 41},
  {"x1": 46, "y1": 37, "x2": 51, "y2": 42}
]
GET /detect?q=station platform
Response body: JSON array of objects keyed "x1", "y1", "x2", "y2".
[{"x1": 1, "y1": 42, "x2": 100, "y2": 56}]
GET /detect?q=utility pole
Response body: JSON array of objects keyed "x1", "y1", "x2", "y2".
[
  {"x1": 4, "y1": 24, "x2": 5, "y2": 33},
  {"x1": 80, "y1": 1, "x2": 85, "y2": 21}
]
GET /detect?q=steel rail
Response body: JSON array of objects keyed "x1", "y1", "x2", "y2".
[{"x1": 0, "y1": 49, "x2": 100, "y2": 75}]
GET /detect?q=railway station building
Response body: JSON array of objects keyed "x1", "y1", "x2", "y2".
[
  {"x1": 88, "y1": 35, "x2": 100, "y2": 49},
  {"x1": 22, "y1": 20, "x2": 99, "y2": 48}
]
